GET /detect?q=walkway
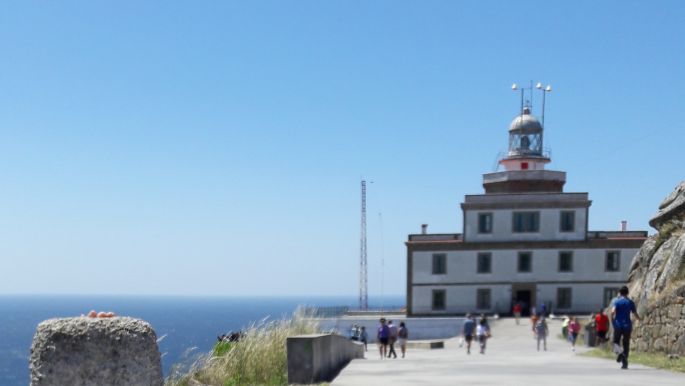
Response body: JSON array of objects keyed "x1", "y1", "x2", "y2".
[{"x1": 333, "y1": 318, "x2": 685, "y2": 386}]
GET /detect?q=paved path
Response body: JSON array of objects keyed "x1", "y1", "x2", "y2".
[{"x1": 333, "y1": 318, "x2": 685, "y2": 386}]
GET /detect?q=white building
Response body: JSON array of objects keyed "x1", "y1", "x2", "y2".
[{"x1": 406, "y1": 105, "x2": 647, "y2": 316}]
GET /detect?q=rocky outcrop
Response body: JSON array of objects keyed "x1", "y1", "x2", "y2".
[
  {"x1": 629, "y1": 181, "x2": 685, "y2": 355},
  {"x1": 29, "y1": 316, "x2": 163, "y2": 386}
]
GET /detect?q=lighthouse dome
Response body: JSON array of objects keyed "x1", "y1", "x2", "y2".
[{"x1": 509, "y1": 107, "x2": 543, "y2": 134}]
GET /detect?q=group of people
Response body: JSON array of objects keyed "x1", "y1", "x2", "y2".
[
  {"x1": 358, "y1": 286, "x2": 640, "y2": 370},
  {"x1": 529, "y1": 285, "x2": 640, "y2": 370},
  {"x1": 377, "y1": 318, "x2": 409, "y2": 359},
  {"x1": 460, "y1": 314, "x2": 491, "y2": 354}
]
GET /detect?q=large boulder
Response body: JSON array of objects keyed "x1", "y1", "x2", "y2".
[
  {"x1": 649, "y1": 181, "x2": 685, "y2": 229},
  {"x1": 629, "y1": 181, "x2": 685, "y2": 355},
  {"x1": 29, "y1": 316, "x2": 163, "y2": 386}
]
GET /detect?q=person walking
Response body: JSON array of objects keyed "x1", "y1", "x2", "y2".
[
  {"x1": 387, "y1": 320, "x2": 398, "y2": 358},
  {"x1": 595, "y1": 310, "x2": 609, "y2": 348},
  {"x1": 398, "y1": 322, "x2": 409, "y2": 358},
  {"x1": 530, "y1": 313, "x2": 539, "y2": 336},
  {"x1": 612, "y1": 286, "x2": 640, "y2": 369},
  {"x1": 513, "y1": 302, "x2": 522, "y2": 325},
  {"x1": 568, "y1": 316, "x2": 581, "y2": 352},
  {"x1": 476, "y1": 318, "x2": 490, "y2": 354},
  {"x1": 561, "y1": 315, "x2": 570, "y2": 337},
  {"x1": 360, "y1": 326, "x2": 368, "y2": 352},
  {"x1": 462, "y1": 314, "x2": 476, "y2": 354},
  {"x1": 534, "y1": 316, "x2": 549, "y2": 351},
  {"x1": 377, "y1": 318, "x2": 389, "y2": 359}
]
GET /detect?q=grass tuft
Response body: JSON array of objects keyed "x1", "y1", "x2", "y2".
[{"x1": 166, "y1": 307, "x2": 320, "y2": 386}]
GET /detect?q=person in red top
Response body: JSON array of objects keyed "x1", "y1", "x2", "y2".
[
  {"x1": 513, "y1": 302, "x2": 522, "y2": 325},
  {"x1": 568, "y1": 316, "x2": 581, "y2": 352},
  {"x1": 595, "y1": 309, "x2": 610, "y2": 347}
]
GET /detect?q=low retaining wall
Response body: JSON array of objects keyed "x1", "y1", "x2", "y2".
[
  {"x1": 287, "y1": 333, "x2": 364, "y2": 384},
  {"x1": 317, "y1": 314, "x2": 464, "y2": 342}
]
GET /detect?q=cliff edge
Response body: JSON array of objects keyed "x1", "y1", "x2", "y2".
[{"x1": 628, "y1": 181, "x2": 685, "y2": 355}]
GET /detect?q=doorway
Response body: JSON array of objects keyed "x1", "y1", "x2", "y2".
[{"x1": 511, "y1": 283, "x2": 537, "y2": 316}]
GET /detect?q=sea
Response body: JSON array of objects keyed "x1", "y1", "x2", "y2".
[{"x1": 0, "y1": 294, "x2": 404, "y2": 386}]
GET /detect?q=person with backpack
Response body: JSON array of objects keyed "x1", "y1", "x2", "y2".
[
  {"x1": 398, "y1": 322, "x2": 409, "y2": 358},
  {"x1": 535, "y1": 316, "x2": 549, "y2": 351}
]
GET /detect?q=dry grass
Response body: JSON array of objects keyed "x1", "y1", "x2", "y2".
[{"x1": 166, "y1": 308, "x2": 320, "y2": 386}]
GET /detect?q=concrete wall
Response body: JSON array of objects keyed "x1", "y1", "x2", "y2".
[
  {"x1": 287, "y1": 334, "x2": 364, "y2": 385},
  {"x1": 317, "y1": 315, "x2": 464, "y2": 342},
  {"x1": 464, "y1": 207, "x2": 587, "y2": 242}
]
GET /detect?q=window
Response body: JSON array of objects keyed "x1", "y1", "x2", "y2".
[
  {"x1": 478, "y1": 213, "x2": 493, "y2": 234},
  {"x1": 477, "y1": 253, "x2": 492, "y2": 274},
  {"x1": 513, "y1": 212, "x2": 540, "y2": 232},
  {"x1": 604, "y1": 288, "x2": 619, "y2": 307},
  {"x1": 432, "y1": 253, "x2": 447, "y2": 275},
  {"x1": 605, "y1": 251, "x2": 621, "y2": 272},
  {"x1": 558, "y1": 251, "x2": 573, "y2": 272},
  {"x1": 517, "y1": 252, "x2": 532, "y2": 273},
  {"x1": 557, "y1": 288, "x2": 572, "y2": 309},
  {"x1": 476, "y1": 289, "x2": 491, "y2": 309},
  {"x1": 560, "y1": 211, "x2": 575, "y2": 232},
  {"x1": 432, "y1": 290, "x2": 446, "y2": 310}
]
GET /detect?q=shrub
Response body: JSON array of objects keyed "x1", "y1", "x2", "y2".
[{"x1": 166, "y1": 308, "x2": 319, "y2": 386}]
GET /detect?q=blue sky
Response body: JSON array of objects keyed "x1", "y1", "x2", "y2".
[{"x1": 0, "y1": 1, "x2": 683, "y2": 296}]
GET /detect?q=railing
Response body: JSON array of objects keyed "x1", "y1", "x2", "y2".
[
  {"x1": 303, "y1": 306, "x2": 406, "y2": 318},
  {"x1": 408, "y1": 234, "x2": 463, "y2": 242},
  {"x1": 587, "y1": 231, "x2": 648, "y2": 239}
]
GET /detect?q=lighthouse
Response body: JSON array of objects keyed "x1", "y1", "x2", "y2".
[{"x1": 405, "y1": 85, "x2": 648, "y2": 316}]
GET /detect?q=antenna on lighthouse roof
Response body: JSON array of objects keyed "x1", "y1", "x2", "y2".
[{"x1": 536, "y1": 82, "x2": 553, "y2": 128}]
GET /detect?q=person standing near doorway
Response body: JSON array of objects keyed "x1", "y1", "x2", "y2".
[
  {"x1": 612, "y1": 286, "x2": 640, "y2": 369},
  {"x1": 513, "y1": 302, "x2": 522, "y2": 325}
]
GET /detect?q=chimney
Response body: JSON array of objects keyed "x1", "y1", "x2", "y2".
[
  {"x1": 421, "y1": 224, "x2": 428, "y2": 234},
  {"x1": 620, "y1": 220, "x2": 627, "y2": 232}
]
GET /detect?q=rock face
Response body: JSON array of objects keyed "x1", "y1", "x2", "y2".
[
  {"x1": 629, "y1": 181, "x2": 685, "y2": 355},
  {"x1": 29, "y1": 317, "x2": 163, "y2": 386}
]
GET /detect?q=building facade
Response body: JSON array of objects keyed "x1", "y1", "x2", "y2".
[{"x1": 406, "y1": 106, "x2": 647, "y2": 316}]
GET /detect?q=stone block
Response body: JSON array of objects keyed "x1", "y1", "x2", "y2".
[{"x1": 30, "y1": 317, "x2": 163, "y2": 386}]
